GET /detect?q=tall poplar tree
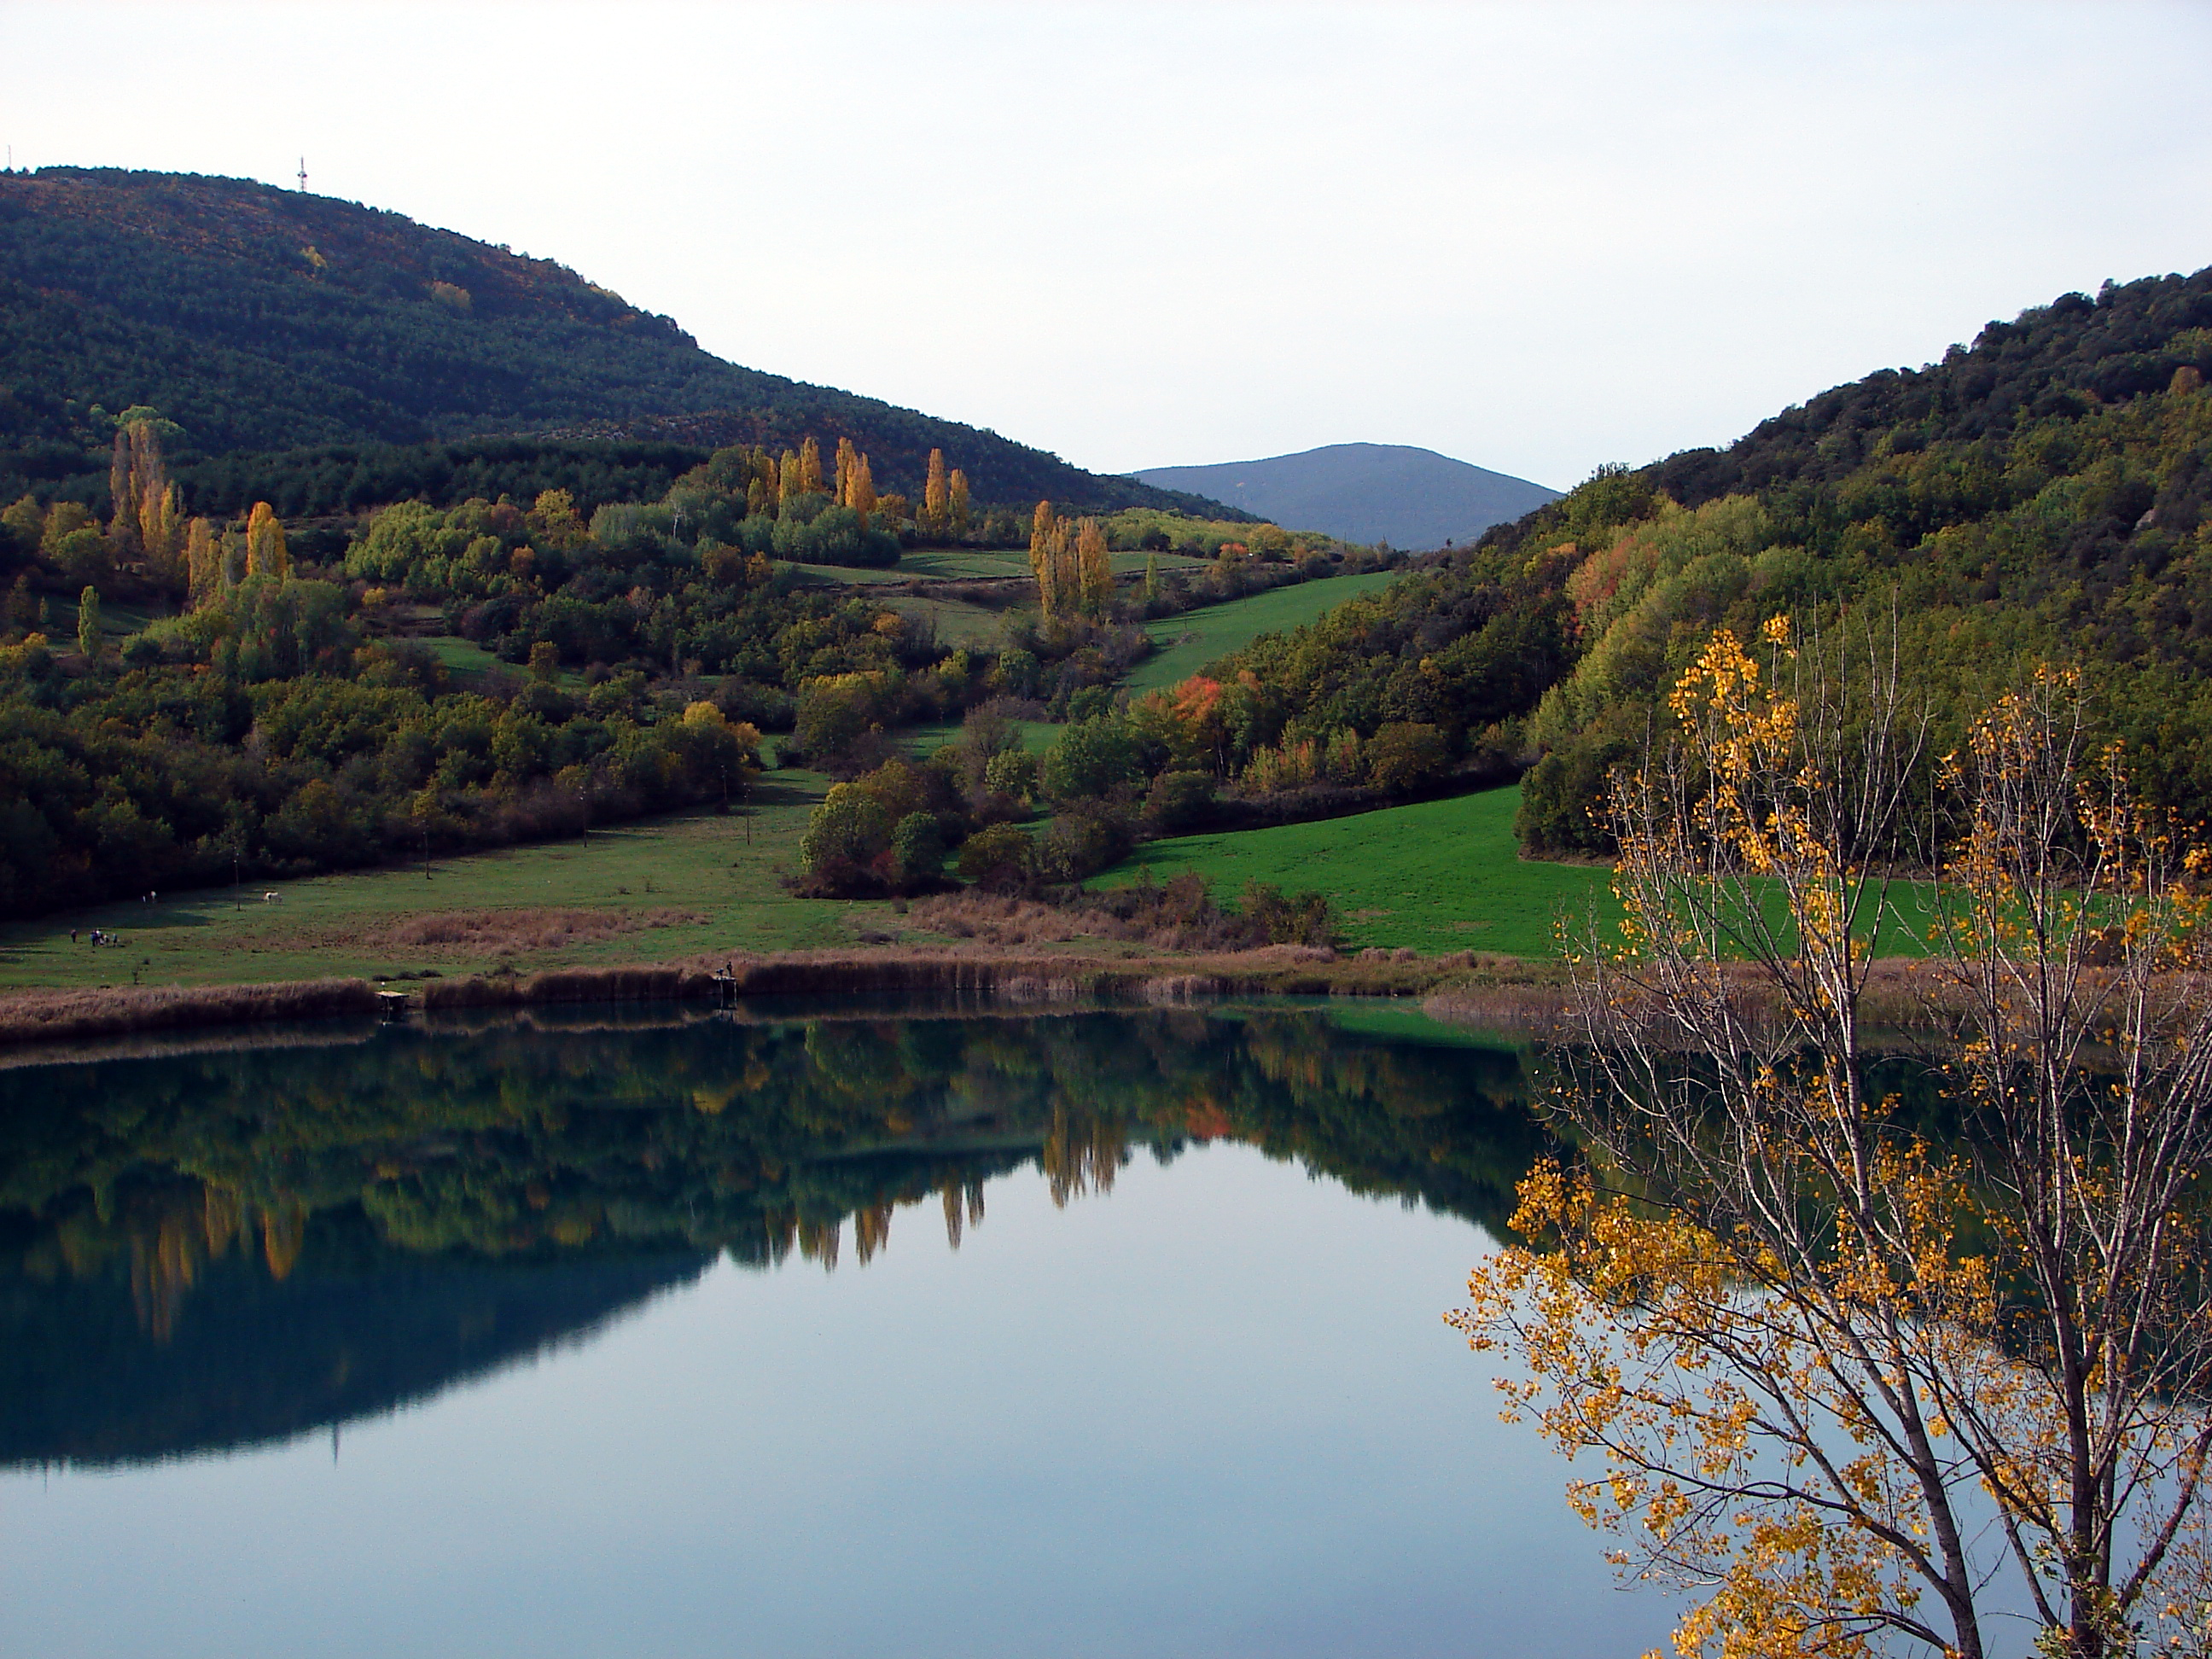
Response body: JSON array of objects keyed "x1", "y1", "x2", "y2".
[
  {"x1": 244, "y1": 502, "x2": 289, "y2": 580},
  {"x1": 1075, "y1": 518, "x2": 1112, "y2": 616},
  {"x1": 1029, "y1": 502, "x2": 1058, "y2": 616},
  {"x1": 833, "y1": 436, "x2": 858, "y2": 507},
  {"x1": 184, "y1": 517, "x2": 219, "y2": 605},
  {"x1": 76, "y1": 587, "x2": 102, "y2": 661},
  {"x1": 799, "y1": 436, "x2": 824, "y2": 496},
  {"x1": 849, "y1": 453, "x2": 877, "y2": 526},
  {"x1": 920, "y1": 449, "x2": 951, "y2": 537},
  {"x1": 107, "y1": 430, "x2": 138, "y2": 561},
  {"x1": 949, "y1": 469, "x2": 971, "y2": 534}
]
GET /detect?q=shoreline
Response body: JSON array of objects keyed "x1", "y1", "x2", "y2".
[{"x1": 0, "y1": 945, "x2": 1575, "y2": 1057}]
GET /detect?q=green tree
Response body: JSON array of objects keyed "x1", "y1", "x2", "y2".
[
  {"x1": 75, "y1": 586, "x2": 102, "y2": 661},
  {"x1": 799, "y1": 783, "x2": 890, "y2": 878},
  {"x1": 1041, "y1": 714, "x2": 1138, "y2": 802},
  {"x1": 891, "y1": 811, "x2": 945, "y2": 883}
]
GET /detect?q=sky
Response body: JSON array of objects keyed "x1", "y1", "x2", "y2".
[{"x1": 4, "y1": 0, "x2": 2209, "y2": 492}]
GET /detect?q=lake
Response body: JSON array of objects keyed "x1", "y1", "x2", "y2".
[{"x1": 0, "y1": 1001, "x2": 1668, "y2": 1657}]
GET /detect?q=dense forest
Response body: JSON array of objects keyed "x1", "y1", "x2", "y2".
[
  {"x1": 1167, "y1": 265, "x2": 2212, "y2": 851},
  {"x1": 0, "y1": 168, "x2": 1229, "y2": 517},
  {"x1": 0, "y1": 1009, "x2": 1540, "y2": 1464}
]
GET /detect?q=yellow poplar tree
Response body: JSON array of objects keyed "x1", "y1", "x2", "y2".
[
  {"x1": 140, "y1": 480, "x2": 183, "y2": 590},
  {"x1": 920, "y1": 450, "x2": 950, "y2": 538},
  {"x1": 1029, "y1": 502, "x2": 1059, "y2": 616},
  {"x1": 777, "y1": 449, "x2": 802, "y2": 505},
  {"x1": 849, "y1": 453, "x2": 876, "y2": 526},
  {"x1": 244, "y1": 501, "x2": 289, "y2": 580},
  {"x1": 1074, "y1": 518, "x2": 1112, "y2": 616},
  {"x1": 833, "y1": 437, "x2": 859, "y2": 507},
  {"x1": 799, "y1": 436, "x2": 824, "y2": 496}
]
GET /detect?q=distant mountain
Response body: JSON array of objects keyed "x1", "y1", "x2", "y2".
[
  {"x1": 1133, "y1": 443, "x2": 1560, "y2": 548},
  {"x1": 0, "y1": 167, "x2": 1230, "y2": 515}
]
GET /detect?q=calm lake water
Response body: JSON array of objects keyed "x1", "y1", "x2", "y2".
[{"x1": 0, "y1": 1001, "x2": 1668, "y2": 1657}]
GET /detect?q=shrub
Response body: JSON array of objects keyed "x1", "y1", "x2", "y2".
[
  {"x1": 892, "y1": 812, "x2": 946, "y2": 883},
  {"x1": 1365, "y1": 721, "x2": 1448, "y2": 790},
  {"x1": 800, "y1": 783, "x2": 891, "y2": 884},
  {"x1": 1144, "y1": 770, "x2": 1215, "y2": 831},
  {"x1": 956, "y1": 822, "x2": 1032, "y2": 888},
  {"x1": 1033, "y1": 808, "x2": 1134, "y2": 883},
  {"x1": 1237, "y1": 880, "x2": 1340, "y2": 949},
  {"x1": 983, "y1": 747, "x2": 1038, "y2": 800}
]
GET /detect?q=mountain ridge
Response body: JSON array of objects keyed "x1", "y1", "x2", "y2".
[
  {"x1": 0, "y1": 166, "x2": 1231, "y2": 515},
  {"x1": 1135, "y1": 442, "x2": 1559, "y2": 549}
]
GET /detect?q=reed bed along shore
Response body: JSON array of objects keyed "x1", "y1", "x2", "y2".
[
  {"x1": 0, "y1": 978, "x2": 381, "y2": 1050},
  {"x1": 0, "y1": 943, "x2": 1575, "y2": 1051},
  {"x1": 3, "y1": 946, "x2": 2074, "y2": 1057}
]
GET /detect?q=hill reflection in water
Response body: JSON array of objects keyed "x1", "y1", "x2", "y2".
[{"x1": 0, "y1": 1001, "x2": 1544, "y2": 1469}]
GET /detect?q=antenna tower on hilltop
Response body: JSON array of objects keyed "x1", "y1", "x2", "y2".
[{"x1": 297, "y1": 156, "x2": 307, "y2": 192}]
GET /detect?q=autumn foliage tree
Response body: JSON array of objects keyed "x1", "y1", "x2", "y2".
[
  {"x1": 1453, "y1": 622, "x2": 2212, "y2": 1659},
  {"x1": 243, "y1": 501, "x2": 290, "y2": 580},
  {"x1": 920, "y1": 448, "x2": 952, "y2": 538}
]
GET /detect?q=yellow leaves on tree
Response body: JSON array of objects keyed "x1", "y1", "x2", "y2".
[
  {"x1": 1028, "y1": 501, "x2": 1113, "y2": 620},
  {"x1": 1459, "y1": 621, "x2": 2212, "y2": 1659},
  {"x1": 183, "y1": 517, "x2": 219, "y2": 606},
  {"x1": 920, "y1": 448, "x2": 952, "y2": 538},
  {"x1": 243, "y1": 502, "x2": 290, "y2": 581}
]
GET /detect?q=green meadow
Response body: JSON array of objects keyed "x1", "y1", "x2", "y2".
[
  {"x1": 0, "y1": 768, "x2": 911, "y2": 993},
  {"x1": 1099, "y1": 785, "x2": 1604, "y2": 957},
  {"x1": 1126, "y1": 570, "x2": 1403, "y2": 694}
]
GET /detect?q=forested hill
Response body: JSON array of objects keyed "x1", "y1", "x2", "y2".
[
  {"x1": 0, "y1": 167, "x2": 1220, "y2": 514},
  {"x1": 1193, "y1": 265, "x2": 2212, "y2": 847}
]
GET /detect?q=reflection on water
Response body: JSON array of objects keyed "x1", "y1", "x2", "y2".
[{"x1": 0, "y1": 1002, "x2": 1545, "y2": 1470}]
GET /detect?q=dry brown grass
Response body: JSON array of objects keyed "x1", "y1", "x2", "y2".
[
  {"x1": 0, "y1": 978, "x2": 379, "y2": 1049},
  {"x1": 275, "y1": 906, "x2": 704, "y2": 959}
]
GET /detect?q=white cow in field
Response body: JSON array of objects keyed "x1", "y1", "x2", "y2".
[{"x1": 263, "y1": 891, "x2": 282, "y2": 903}]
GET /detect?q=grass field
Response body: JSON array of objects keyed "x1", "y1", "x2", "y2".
[
  {"x1": 882, "y1": 592, "x2": 1007, "y2": 647},
  {"x1": 1097, "y1": 785, "x2": 1602, "y2": 957},
  {"x1": 1126, "y1": 570, "x2": 1403, "y2": 695},
  {"x1": 899, "y1": 719, "x2": 1057, "y2": 757},
  {"x1": 1100, "y1": 783, "x2": 1946, "y2": 960},
  {"x1": 0, "y1": 767, "x2": 916, "y2": 993}
]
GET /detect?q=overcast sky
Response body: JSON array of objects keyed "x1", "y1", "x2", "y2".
[{"x1": 6, "y1": 1, "x2": 2209, "y2": 490}]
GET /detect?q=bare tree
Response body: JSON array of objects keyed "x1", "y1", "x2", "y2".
[{"x1": 1452, "y1": 625, "x2": 2212, "y2": 1659}]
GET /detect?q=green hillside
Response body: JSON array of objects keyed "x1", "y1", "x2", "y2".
[
  {"x1": 1126, "y1": 569, "x2": 1404, "y2": 694},
  {"x1": 1184, "y1": 267, "x2": 2212, "y2": 847},
  {"x1": 0, "y1": 168, "x2": 1228, "y2": 515}
]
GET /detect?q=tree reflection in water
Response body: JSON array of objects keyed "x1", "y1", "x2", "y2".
[{"x1": 0, "y1": 1003, "x2": 1543, "y2": 1468}]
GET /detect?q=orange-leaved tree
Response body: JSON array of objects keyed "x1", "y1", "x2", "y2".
[{"x1": 1453, "y1": 620, "x2": 2212, "y2": 1659}]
